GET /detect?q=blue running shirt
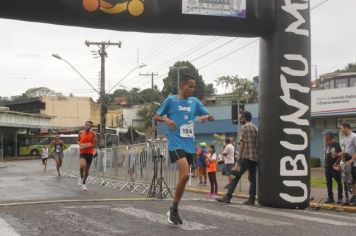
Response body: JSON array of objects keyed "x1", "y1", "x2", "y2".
[{"x1": 156, "y1": 96, "x2": 209, "y2": 153}]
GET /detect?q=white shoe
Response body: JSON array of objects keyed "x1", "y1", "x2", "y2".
[
  {"x1": 78, "y1": 178, "x2": 83, "y2": 186},
  {"x1": 81, "y1": 184, "x2": 87, "y2": 191}
]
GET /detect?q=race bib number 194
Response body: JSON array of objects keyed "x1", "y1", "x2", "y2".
[{"x1": 180, "y1": 123, "x2": 194, "y2": 138}]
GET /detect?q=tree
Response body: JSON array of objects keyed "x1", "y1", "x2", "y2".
[
  {"x1": 139, "y1": 86, "x2": 163, "y2": 104},
  {"x1": 0, "y1": 96, "x2": 9, "y2": 106},
  {"x1": 23, "y1": 87, "x2": 63, "y2": 98},
  {"x1": 335, "y1": 62, "x2": 356, "y2": 73},
  {"x1": 162, "y1": 61, "x2": 206, "y2": 99},
  {"x1": 107, "y1": 88, "x2": 130, "y2": 105},
  {"x1": 216, "y1": 75, "x2": 258, "y2": 103},
  {"x1": 205, "y1": 83, "x2": 216, "y2": 95},
  {"x1": 11, "y1": 87, "x2": 63, "y2": 101},
  {"x1": 136, "y1": 104, "x2": 160, "y2": 136}
]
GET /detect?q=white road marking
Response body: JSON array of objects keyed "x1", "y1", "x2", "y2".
[
  {"x1": 46, "y1": 209, "x2": 126, "y2": 235},
  {"x1": 181, "y1": 205, "x2": 291, "y2": 226},
  {"x1": 112, "y1": 207, "x2": 217, "y2": 231},
  {"x1": 64, "y1": 205, "x2": 111, "y2": 209},
  {"x1": 231, "y1": 205, "x2": 356, "y2": 226},
  {"x1": 0, "y1": 217, "x2": 20, "y2": 236},
  {"x1": 64, "y1": 204, "x2": 132, "y2": 209},
  {"x1": 304, "y1": 210, "x2": 356, "y2": 221}
]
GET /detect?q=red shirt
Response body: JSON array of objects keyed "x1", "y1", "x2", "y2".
[{"x1": 79, "y1": 130, "x2": 95, "y2": 154}]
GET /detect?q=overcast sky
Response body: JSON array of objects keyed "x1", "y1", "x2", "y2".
[{"x1": 0, "y1": 0, "x2": 355, "y2": 100}]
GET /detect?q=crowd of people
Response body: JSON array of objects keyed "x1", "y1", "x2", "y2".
[{"x1": 323, "y1": 123, "x2": 356, "y2": 206}]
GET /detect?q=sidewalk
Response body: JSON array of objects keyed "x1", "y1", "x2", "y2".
[{"x1": 185, "y1": 167, "x2": 356, "y2": 213}]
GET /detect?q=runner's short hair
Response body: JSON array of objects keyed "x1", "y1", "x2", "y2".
[
  {"x1": 86, "y1": 120, "x2": 93, "y2": 126},
  {"x1": 242, "y1": 111, "x2": 252, "y2": 122},
  {"x1": 341, "y1": 122, "x2": 351, "y2": 129},
  {"x1": 225, "y1": 138, "x2": 231, "y2": 144}
]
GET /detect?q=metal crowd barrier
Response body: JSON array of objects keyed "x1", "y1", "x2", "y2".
[{"x1": 60, "y1": 142, "x2": 177, "y2": 197}]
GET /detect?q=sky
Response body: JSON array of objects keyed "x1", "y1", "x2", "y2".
[{"x1": 0, "y1": 0, "x2": 355, "y2": 100}]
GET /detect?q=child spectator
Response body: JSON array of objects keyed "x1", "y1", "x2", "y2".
[
  {"x1": 41, "y1": 146, "x2": 49, "y2": 172},
  {"x1": 196, "y1": 142, "x2": 207, "y2": 185},
  {"x1": 206, "y1": 144, "x2": 218, "y2": 197},
  {"x1": 340, "y1": 154, "x2": 353, "y2": 205}
]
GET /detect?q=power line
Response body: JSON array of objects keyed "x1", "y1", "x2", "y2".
[{"x1": 311, "y1": 0, "x2": 330, "y2": 10}]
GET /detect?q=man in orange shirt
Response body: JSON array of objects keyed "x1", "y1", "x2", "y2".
[{"x1": 77, "y1": 121, "x2": 97, "y2": 191}]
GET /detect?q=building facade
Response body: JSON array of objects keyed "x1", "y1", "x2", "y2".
[{"x1": 6, "y1": 96, "x2": 122, "y2": 129}]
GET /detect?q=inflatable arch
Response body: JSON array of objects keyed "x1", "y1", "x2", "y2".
[{"x1": 0, "y1": 0, "x2": 311, "y2": 209}]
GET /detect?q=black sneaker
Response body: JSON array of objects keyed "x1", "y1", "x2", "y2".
[
  {"x1": 349, "y1": 196, "x2": 356, "y2": 206},
  {"x1": 342, "y1": 198, "x2": 350, "y2": 206},
  {"x1": 167, "y1": 207, "x2": 180, "y2": 225},
  {"x1": 216, "y1": 195, "x2": 231, "y2": 204},
  {"x1": 243, "y1": 199, "x2": 255, "y2": 205},
  {"x1": 324, "y1": 198, "x2": 335, "y2": 204}
]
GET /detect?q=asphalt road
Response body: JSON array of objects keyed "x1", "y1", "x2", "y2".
[{"x1": 0, "y1": 160, "x2": 356, "y2": 236}]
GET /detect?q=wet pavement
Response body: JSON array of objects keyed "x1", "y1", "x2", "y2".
[{"x1": 0, "y1": 160, "x2": 356, "y2": 236}]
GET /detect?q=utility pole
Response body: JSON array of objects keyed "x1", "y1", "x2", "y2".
[
  {"x1": 170, "y1": 66, "x2": 187, "y2": 94},
  {"x1": 140, "y1": 72, "x2": 158, "y2": 140},
  {"x1": 85, "y1": 40, "x2": 121, "y2": 148}
]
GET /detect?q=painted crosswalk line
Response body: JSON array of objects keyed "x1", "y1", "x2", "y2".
[
  {"x1": 112, "y1": 207, "x2": 217, "y2": 231},
  {"x1": 46, "y1": 209, "x2": 126, "y2": 235},
  {"x1": 305, "y1": 210, "x2": 356, "y2": 221},
  {"x1": 0, "y1": 217, "x2": 20, "y2": 236},
  {"x1": 181, "y1": 205, "x2": 292, "y2": 226},
  {"x1": 230, "y1": 205, "x2": 356, "y2": 226}
]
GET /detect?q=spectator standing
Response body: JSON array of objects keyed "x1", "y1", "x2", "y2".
[
  {"x1": 340, "y1": 154, "x2": 353, "y2": 205},
  {"x1": 339, "y1": 123, "x2": 356, "y2": 206},
  {"x1": 206, "y1": 144, "x2": 218, "y2": 197},
  {"x1": 196, "y1": 142, "x2": 208, "y2": 185},
  {"x1": 217, "y1": 111, "x2": 258, "y2": 205},
  {"x1": 222, "y1": 138, "x2": 235, "y2": 188},
  {"x1": 323, "y1": 131, "x2": 343, "y2": 204}
]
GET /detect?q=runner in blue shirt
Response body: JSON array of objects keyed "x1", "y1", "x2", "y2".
[{"x1": 154, "y1": 73, "x2": 214, "y2": 225}]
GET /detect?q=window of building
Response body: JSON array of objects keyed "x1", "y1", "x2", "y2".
[
  {"x1": 350, "y1": 77, "x2": 356, "y2": 87},
  {"x1": 323, "y1": 81, "x2": 330, "y2": 89},
  {"x1": 329, "y1": 79, "x2": 335, "y2": 89},
  {"x1": 315, "y1": 119, "x2": 325, "y2": 129},
  {"x1": 335, "y1": 78, "x2": 348, "y2": 88}
]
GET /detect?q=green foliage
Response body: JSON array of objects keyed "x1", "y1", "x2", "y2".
[
  {"x1": 108, "y1": 86, "x2": 163, "y2": 107},
  {"x1": 205, "y1": 83, "x2": 216, "y2": 95},
  {"x1": 216, "y1": 75, "x2": 258, "y2": 103},
  {"x1": 310, "y1": 157, "x2": 321, "y2": 168},
  {"x1": 9, "y1": 87, "x2": 63, "y2": 101},
  {"x1": 335, "y1": 62, "x2": 356, "y2": 73},
  {"x1": 162, "y1": 61, "x2": 207, "y2": 99}
]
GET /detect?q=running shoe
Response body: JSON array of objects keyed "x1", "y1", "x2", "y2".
[
  {"x1": 78, "y1": 178, "x2": 82, "y2": 186},
  {"x1": 167, "y1": 207, "x2": 181, "y2": 225},
  {"x1": 81, "y1": 184, "x2": 88, "y2": 191}
]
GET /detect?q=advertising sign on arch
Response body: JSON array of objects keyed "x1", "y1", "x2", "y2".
[{"x1": 182, "y1": 0, "x2": 247, "y2": 18}]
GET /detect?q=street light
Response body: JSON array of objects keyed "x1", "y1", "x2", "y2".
[
  {"x1": 51, "y1": 54, "x2": 100, "y2": 95},
  {"x1": 170, "y1": 66, "x2": 188, "y2": 94},
  {"x1": 107, "y1": 64, "x2": 147, "y2": 93}
]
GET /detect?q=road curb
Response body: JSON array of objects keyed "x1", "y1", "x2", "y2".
[
  {"x1": 309, "y1": 202, "x2": 356, "y2": 213},
  {"x1": 186, "y1": 187, "x2": 356, "y2": 213},
  {"x1": 185, "y1": 187, "x2": 249, "y2": 199}
]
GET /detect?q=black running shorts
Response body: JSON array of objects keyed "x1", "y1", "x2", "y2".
[
  {"x1": 80, "y1": 153, "x2": 94, "y2": 167},
  {"x1": 169, "y1": 149, "x2": 194, "y2": 165}
]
